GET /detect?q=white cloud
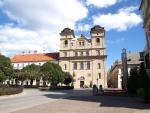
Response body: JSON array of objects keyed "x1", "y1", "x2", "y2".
[
  {"x1": 118, "y1": 6, "x2": 139, "y2": 13},
  {"x1": 0, "y1": 24, "x2": 59, "y2": 56},
  {"x1": 76, "y1": 24, "x2": 91, "y2": 32},
  {"x1": 93, "y1": 6, "x2": 142, "y2": 31},
  {"x1": 86, "y1": 0, "x2": 120, "y2": 8},
  {"x1": 1, "y1": 0, "x2": 88, "y2": 31},
  {"x1": 0, "y1": 0, "x2": 88, "y2": 56}
]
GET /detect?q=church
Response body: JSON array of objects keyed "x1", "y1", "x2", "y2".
[{"x1": 11, "y1": 25, "x2": 107, "y2": 88}]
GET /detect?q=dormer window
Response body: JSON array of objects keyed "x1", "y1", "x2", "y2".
[
  {"x1": 82, "y1": 42, "x2": 84, "y2": 46},
  {"x1": 79, "y1": 42, "x2": 82, "y2": 46}
]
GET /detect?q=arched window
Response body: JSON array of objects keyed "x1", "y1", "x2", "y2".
[
  {"x1": 96, "y1": 38, "x2": 100, "y2": 43},
  {"x1": 64, "y1": 64, "x2": 67, "y2": 70},
  {"x1": 64, "y1": 40, "x2": 68, "y2": 47}
]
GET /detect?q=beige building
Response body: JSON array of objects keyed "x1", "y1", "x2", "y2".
[
  {"x1": 108, "y1": 52, "x2": 143, "y2": 89},
  {"x1": 59, "y1": 25, "x2": 107, "y2": 88},
  {"x1": 140, "y1": 0, "x2": 150, "y2": 75}
]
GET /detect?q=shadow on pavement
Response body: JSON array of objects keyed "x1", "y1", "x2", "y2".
[{"x1": 43, "y1": 89, "x2": 150, "y2": 110}]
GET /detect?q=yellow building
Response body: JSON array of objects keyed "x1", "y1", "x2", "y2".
[{"x1": 59, "y1": 25, "x2": 107, "y2": 88}]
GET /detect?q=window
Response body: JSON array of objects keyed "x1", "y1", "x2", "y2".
[
  {"x1": 75, "y1": 51, "x2": 78, "y2": 56},
  {"x1": 73, "y1": 62, "x2": 77, "y2": 70},
  {"x1": 97, "y1": 50, "x2": 100, "y2": 55},
  {"x1": 81, "y1": 51, "x2": 83, "y2": 56},
  {"x1": 64, "y1": 52, "x2": 67, "y2": 57},
  {"x1": 87, "y1": 62, "x2": 90, "y2": 70},
  {"x1": 82, "y1": 42, "x2": 85, "y2": 46},
  {"x1": 64, "y1": 64, "x2": 67, "y2": 70},
  {"x1": 98, "y1": 73, "x2": 101, "y2": 79},
  {"x1": 86, "y1": 51, "x2": 89, "y2": 56},
  {"x1": 96, "y1": 38, "x2": 100, "y2": 45},
  {"x1": 79, "y1": 42, "x2": 82, "y2": 46},
  {"x1": 79, "y1": 41, "x2": 84, "y2": 46},
  {"x1": 80, "y1": 62, "x2": 84, "y2": 70},
  {"x1": 64, "y1": 40, "x2": 68, "y2": 47},
  {"x1": 98, "y1": 63, "x2": 101, "y2": 69}
]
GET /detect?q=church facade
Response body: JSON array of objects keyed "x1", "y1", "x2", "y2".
[
  {"x1": 59, "y1": 25, "x2": 107, "y2": 88},
  {"x1": 11, "y1": 25, "x2": 107, "y2": 88}
]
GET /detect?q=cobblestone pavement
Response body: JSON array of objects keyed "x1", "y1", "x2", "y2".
[{"x1": 11, "y1": 89, "x2": 150, "y2": 113}]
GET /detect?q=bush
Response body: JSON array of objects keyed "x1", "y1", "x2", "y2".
[
  {"x1": 0, "y1": 84, "x2": 23, "y2": 96},
  {"x1": 137, "y1": 88, "x2": 145, "y2": 98},
  {"x1": 23, "y1": 85, "x2": 39, "y2": 88}
]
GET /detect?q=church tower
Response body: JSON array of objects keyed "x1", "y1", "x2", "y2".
[
  {"x1": 59, "y1": 25, "x2": 107, "y2": 88},
  {"x1": 90, "y1": 25, "x2": 107, "y2": 88},
  {"x1": 59, "y1": 28, "x2": 75, "y2": 72}
]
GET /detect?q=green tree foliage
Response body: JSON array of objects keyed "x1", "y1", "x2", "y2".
[
  {"x1": 64, "y1": 72, "x2": 73, "y2": 86},
  {"x1": 138, "y1": 62, "x2": 150, "y2": 102},
  {"x1": 14, "y1": 71, "x2": 31, "y2": 85},
  {"x1": 127, "y1": 67, "x2": 139, "y2": 94},
  {"x1": 22, "y1": 64, "x2": 41, "y2": 85},
  {"x1": 0, "y1": 54, "x2": 13, "y2": 83},
  {"x1": 40, "y1": 62, "x2": 65, "y2": 86},
  {"x1": 127, "y1": 62, "x2": 150, "y2": 102}
]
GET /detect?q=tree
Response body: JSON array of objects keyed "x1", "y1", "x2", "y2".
[
  {"x1": 22, "y1": 64, "x2": 41, "y2": 85},
  {"x1": 0, "y1": 54, "x2": 13, "y2": 83},
  {"x1": 64, "y1": 72, "x2": 73, "y2": 86},
  {"x1": 0, "y1": 70, "x2": 5, "y2": 84},
  {"x1": 40, "y1": 62, "x2": 65, "y2": 86},
  {"x1": 139, "y1": 62, "x2": 150, "y2": 102},
  {"x1": 127, "y1": 67, "x2": 139, "y2": 94},
  {"x1": 14, "y1": 71, "x2": 31, "y2": 85}
]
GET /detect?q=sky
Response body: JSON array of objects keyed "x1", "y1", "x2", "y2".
[{"x1": 0, "y1": 0, "x2": 145, "y2": 70}]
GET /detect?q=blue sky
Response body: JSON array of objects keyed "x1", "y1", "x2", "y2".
[{"x1": 0, "y1": 0, "x2": 145, "y2": 70}]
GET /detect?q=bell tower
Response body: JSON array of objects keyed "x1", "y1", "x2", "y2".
[
  {"x1": 91, "y1": 25, "x2": 105, "y2": 49},
  {"x1": 60, "y1": 28, "x2": 75, "y2": 51},
  {"x1": 59, "y1": 28, "x2": 75, "y2": 72}
]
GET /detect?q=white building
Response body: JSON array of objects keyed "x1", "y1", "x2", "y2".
[
  {"x1": 11, "y1": 52, "x2": 59, "y2": 69},
  {"x1": 10, "y1": 52, "x2": 59, "y2": 86}
]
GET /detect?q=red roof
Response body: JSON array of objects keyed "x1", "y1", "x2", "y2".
[{"x1": 11, "y1": 52, "x2": 59, "y2": 63}]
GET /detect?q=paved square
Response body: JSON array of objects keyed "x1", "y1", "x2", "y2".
[{"x1": 10, "y1": 89, "x2": 150, "y2": 113}]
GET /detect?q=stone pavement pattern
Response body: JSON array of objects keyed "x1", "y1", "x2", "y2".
[{"x1": 11, "y1": 89, "x2": 150, "y2": 113}]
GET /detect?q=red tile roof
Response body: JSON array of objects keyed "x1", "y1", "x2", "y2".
[{"x1": 11, "y1": 52, "x2": 59, "y2": 63}]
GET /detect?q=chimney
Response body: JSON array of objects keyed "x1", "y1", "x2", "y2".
[{"x1": 34, "y1": 50, "x2": 37, "y2": 54}]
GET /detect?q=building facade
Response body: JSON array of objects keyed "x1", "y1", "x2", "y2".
[
  {"x1": 11, "y1": 52, "x2": 59, "y2": 69},
  {"x1": 10, "y1": 53, "x2": 59, "y2": 86},
  {"x1": 108, "y1": 52, "x2": 143, "y2": 89},
  {"x1": 140, "y1": 0, "x2": 150, "y2": 75},
  {"x1": 59, "y1": 25, "x2": 107, "y2": 88}
]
